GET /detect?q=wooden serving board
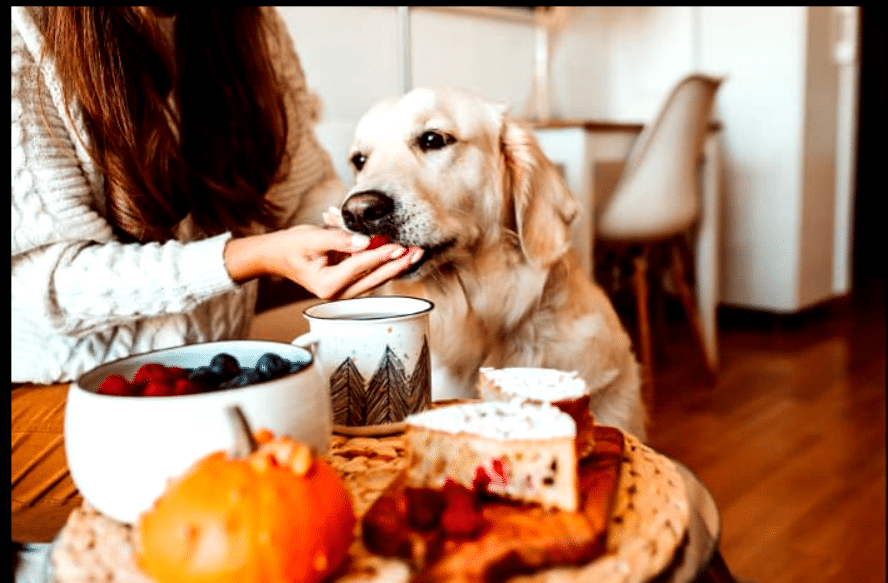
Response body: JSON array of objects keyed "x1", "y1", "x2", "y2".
[{"x1": 49, "y1": 430, "x2": 688, "y2": 583}]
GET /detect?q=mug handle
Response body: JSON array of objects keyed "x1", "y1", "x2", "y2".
[{"x1": 292, "y1": 331, "x2": 319, "y2": 349}]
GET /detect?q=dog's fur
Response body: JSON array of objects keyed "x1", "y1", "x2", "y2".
[{"x1": 342, "y1": 87, "x2": 646, "y2": 438}]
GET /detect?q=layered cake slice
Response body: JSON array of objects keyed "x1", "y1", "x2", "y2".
[
  {"x1": 403, "y1": 400, "x2": 579, "y2": 512},
  {"x1": 478, "y1": 367, "x2": 596, "y2": 458}
]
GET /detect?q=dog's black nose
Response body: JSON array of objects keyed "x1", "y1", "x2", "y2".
[{"x1": 341, "y1": 191, "x2": 395, "y2": 235}]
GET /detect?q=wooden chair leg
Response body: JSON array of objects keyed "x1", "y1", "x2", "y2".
[
  {"x1": 699, "y1": 550, "x2": 741, "y2": 583},
  {"x1": 647, "y1": 243, "x2": 670, "y2": 357},
  {"x1": 668, "y1": 240, "x2": 718, "y2": 383},
  {"x1": 632, "y1": 249, "x2": 655, "y2": 407}
]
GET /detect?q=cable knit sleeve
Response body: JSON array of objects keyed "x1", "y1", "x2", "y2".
[
  {"x1": 11, "y1": 13, "x2": 237, "y2": 330},
  {"x1": 260, "y1": 7, "x2": 346, "y2": 230},
  {"x1": 11, "y1": 9, "x2": 248, "y2": 384}
]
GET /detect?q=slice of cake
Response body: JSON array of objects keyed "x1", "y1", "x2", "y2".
[
  {"x1": 403, "y1": 400, "x2": 579, "y2": 512},
  {"x1": 478, "y1": 367, "x2": 596, "y2": 458}
]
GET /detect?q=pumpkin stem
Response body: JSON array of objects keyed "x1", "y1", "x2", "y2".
[{"x1": 227, "y1": 405, "x2": 259, "y2": 458}]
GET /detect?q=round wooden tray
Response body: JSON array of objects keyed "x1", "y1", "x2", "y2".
[{"x1": 49, "y1": 431, "x2": 692, "y2": 583}]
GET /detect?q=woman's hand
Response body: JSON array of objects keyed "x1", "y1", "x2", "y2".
[{"x1": 224, "y1": 225, "x2": 423, "y2": 300}]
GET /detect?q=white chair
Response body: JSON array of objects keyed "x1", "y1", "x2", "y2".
[{"x1": 594, "y1": 74, "x2": 723, "y2": 402}]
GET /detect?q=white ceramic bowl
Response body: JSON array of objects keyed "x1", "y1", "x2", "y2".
[{"x1": 64, "y1": 340, "x2": 331, "y2": 524}]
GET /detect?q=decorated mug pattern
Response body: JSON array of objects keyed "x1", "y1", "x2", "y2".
[{"x1": 330, "y1": 336, "x2": 431, "y2": 426}]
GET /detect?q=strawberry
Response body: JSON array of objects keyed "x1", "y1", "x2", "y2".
[
  {"x1": 367, "y1": 235, "x2": 389, "y2": 250},
  {"x1": 97, "y1": 374, "x2": 137, "y2": 396},
  {"x1": 142, "y1": 380, "x2": 174, "y2": 397}
]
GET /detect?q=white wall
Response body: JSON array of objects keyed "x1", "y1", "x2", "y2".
[
  {"x1": 701, "y1": 7, "x2": 809, "y2": 311},
  {"x1": 278, "y1": 6, "x2": 857, "y2": 313},
  {"x1": 278, "y1": 6, "x2": 538, "y2": 184}
]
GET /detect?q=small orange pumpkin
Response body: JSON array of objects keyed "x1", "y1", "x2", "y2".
[{"x1": 135, "y1": 434, "x2": 355, "y2": 583}]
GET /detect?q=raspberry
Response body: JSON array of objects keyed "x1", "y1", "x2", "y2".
[
  {"x1": 142, "y1": 380, "x2": 174, "y2": 397},
  {"x1": 97, "y1": 374, "x2": 136, "y2": 396},
  {"x1": 133, "y1": 363, "x2": 170, "y2": 387},
  {"x1": 367, "y1": 235, "x2": 389, "y2": 250},
  {"x1": 164, "y1": 366, "x2": 190, "y2": 380},
  {"x1": 473, "y1": 465, "x2": 492, "y2": 494},
  {"x1": 440, "y1": 479, "x2": 485, "y2": 538},
  {"x1": 405, "y1": 487, "x2": 445, "y2": 530},
  {"x1": 440, "y1": 496, "x2": 484, "y2": 538},
  {"x1": 172, "y1": 378, "x2": 203, "y2": 396}
]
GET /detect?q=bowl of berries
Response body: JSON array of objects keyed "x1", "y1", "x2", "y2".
[{"x1": 64, "y1": 340, "x2": 331, "y2": 524}]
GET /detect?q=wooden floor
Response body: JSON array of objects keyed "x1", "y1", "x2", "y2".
[{"x1": 631, "y1": 276, "x2": 886, "y2": 583}]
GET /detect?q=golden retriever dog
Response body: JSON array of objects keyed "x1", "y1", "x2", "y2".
[{"x1": 335, "y1": 87, "x2": 646, "y2": 438}]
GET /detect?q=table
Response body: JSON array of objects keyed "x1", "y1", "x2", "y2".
[{"x1": 530, "y1": 120, "x2": 723, "y2": 369}]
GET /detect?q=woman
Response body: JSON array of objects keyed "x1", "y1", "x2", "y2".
[{"x1": 11, "y1": 6, "x2": 420, "y2": 546}]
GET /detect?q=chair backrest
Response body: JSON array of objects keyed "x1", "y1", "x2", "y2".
[{"x1": 596, "y1": 74, "x2": 723, "y2": 242}]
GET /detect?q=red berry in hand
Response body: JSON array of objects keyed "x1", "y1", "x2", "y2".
[
  {"x1": 142, "y1": 380, "x2": 174, "y2": 397},
  {"x1": 367, "y1": 235, "x2": 389, "y2": 250},
  {"x1": 98, "y1": 374, "x2": 136, "y2": 396}
]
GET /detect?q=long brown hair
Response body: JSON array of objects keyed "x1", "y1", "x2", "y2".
[{"x1": 39, "y1": 7, "x2": 291, "y2": 242}]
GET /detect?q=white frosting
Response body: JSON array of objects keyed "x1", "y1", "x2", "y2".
[
  {"x1": 480, "y1": 367, "x2": 589, "y2": 401},
  {"x1": 405, "y1": 400, "x2": 576, "y2": 440}
]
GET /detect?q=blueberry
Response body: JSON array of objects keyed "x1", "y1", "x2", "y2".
[
  {"x1": 188, "y1": 366, "x2": 218, "y2": 385},
  {"x1": 209, "y1": 353, "x2": 240, "y2": 381},
  {"x1": 219, "y1": 367, "x2": 262, "y2": 390},
  {"x1": 256, "y1": 353, "x2": 290, "y2": 380},
  {"x1": 289, "y1": 359, "x2": 309, "y2": 374}
]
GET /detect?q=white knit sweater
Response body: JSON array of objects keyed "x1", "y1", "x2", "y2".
[{"x1": 11, "y1": 7, "x2": 345, "y2": 384}]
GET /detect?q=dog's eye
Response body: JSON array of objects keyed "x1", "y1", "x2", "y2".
[
  {"x1": 417, "y1": 131, "x2": 454, "y2": 152},
  {"x1": 350, "y1": 152, "x2": 367, "y2": 171}
]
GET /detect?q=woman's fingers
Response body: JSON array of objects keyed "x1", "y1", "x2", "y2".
[
  {"x1": 293, "y1": 225, "x2": 373, "y2": 255},
  {"x1": 336, "y1": 247, "x2": 424, "y2": 299},
  {"x1": 276, "y1": 225, "x2": 420, "y2": 299}
]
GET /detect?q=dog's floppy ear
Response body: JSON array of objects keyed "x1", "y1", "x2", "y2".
[{"x1": 500, "y1": 116, "x2": 579, "y2": 267}]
